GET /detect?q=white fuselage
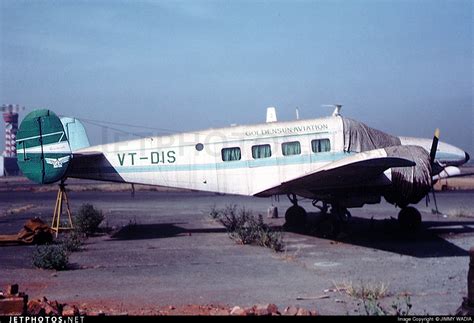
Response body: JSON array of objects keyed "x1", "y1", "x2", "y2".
[
  {"x1": 74, "y1": 115, "x2": 468, "y2": 196},
  {"x1": 76, "y1": 116, "x2": 345, "y2": 195}
]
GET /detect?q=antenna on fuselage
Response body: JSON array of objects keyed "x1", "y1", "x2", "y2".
[
  {"x1": 322, "y1": 104, "x2": 343, "y2": 117},
  {"x1": 266, "y1": 107, "x2": 278, "y2": 123},
  {"x1": 295, "y1": 107, "x2": 300, "y2": 120}
]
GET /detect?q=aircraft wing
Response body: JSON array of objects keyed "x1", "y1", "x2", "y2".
[{"x1": 254, "y1": 148, "x2": 416, "y2": 197}]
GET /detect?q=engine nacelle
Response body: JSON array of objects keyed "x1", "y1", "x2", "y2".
[
  {"x1": 432, "y1": 166, "x2": 461, "y2": 181},
  {"x1": 383, "y1": 145, "x2": 432, "y2": 207}
]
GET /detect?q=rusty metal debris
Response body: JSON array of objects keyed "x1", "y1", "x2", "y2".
[
  {"x1": 27, "y1": 297, "x2": 79, "y2": 316},
  {"x1": 155, "y1": 303, "x2": 317, "y2": 316},
  {"x1": 0, "y1": 284, "x2": 79, "y2": 316},
  {"x1": 0, "y1": 284, "x2": 28, "y2": 315},
  {"x1": 296, "y1": 295, "x2": 330, "y2": 300},
  {"x1": 0, "y1": 285, "x2": 317, "y2": 316},
  {"x1": 0, "y1": 218, "x2": 53, "y2": 245}
]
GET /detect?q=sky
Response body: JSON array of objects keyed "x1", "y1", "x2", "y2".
[{"x1": 1, "y1": 0, "x2": 472, "y2": 154}]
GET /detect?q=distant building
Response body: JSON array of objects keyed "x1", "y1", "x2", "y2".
[
  {"x1": 2, "y1": 104, "x2": 24, "y2": 177},
  {"x1": 1, "y1": 156, "x2": 20, "y2": 176}
]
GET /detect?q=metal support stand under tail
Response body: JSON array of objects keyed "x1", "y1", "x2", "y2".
[{"x1": 51, "y1": 182, "x2": 73, "y2": 237}]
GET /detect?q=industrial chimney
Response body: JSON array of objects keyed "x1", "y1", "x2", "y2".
[{"x1": 2, "y1": 104, "x2": 24, "y2": 157}]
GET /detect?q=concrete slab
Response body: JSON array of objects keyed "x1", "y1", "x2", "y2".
[{"x1": 1, "y1": 189, "x2": 474, "y2": 315}]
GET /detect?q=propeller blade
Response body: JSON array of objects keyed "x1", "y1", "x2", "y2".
[
  {"x1": 429, "y1": 128, "x2": 440, "y2": 164},
  {"x1": 429, "y1": 128, "x2": 442, "y2": 215}
]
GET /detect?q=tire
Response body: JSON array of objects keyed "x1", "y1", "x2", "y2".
[
  {"x1": 317, "y1": 216, "x2": 341, "y2": 239},
  {"x1": 398, "y1": 207, "x2": 422, "y2": 231},
  {"x1": 285, "y1": 205, "x2": 307, "y2": 228}
]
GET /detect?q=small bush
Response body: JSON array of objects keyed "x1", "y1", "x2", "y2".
[
  {"x1": 209, "y1": 204, "x2": 221, "y2": 220},
  {"x1": 358, "y1": 295, "x2": 412, "y2": 316},
  {"x1": 211, "y1": 204, "x2": 249, "y2": 232},
  {"x1": 350, "y1": 282, "x2": 389, "y2": 300},
  {"x1": 334, "y1": 280, "x2": 389, "y2": 300},
  {"x1": 33, "y1": 244, "x2": 69, "y2": 270},
  {"x1": 60, "y1": 231, "x2": 84, "y2": 252},
  {"x1": 210, "y1": 206, "x2": 284, "y2": 252},
  {"x1": 360, "y1": 297, "x2": 389, "y2": 316},
  {"x1": 74, "y1": 204, "x2": 104, "y2": 236},
  {"x1": 334, "y1": 280, "x2": 412, "y2": 316},
  {"x1": 391, "y1": 296, "x2": 412, "y2": 315},
  {"x1": 228, "y1": 208, "x2": 259, "y2": 243}
]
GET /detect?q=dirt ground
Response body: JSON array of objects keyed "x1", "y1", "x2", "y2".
[{"x1": 1, "y1": 180, "x2": 474, "y2": 315}]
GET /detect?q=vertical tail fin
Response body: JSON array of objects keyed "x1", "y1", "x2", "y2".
[{"x1": 60, "y1": 117, "x2": 90, "y2": 151}]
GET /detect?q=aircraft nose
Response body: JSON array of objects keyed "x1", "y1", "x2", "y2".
[{"x1": 466, "y1": 152, "x2": 470, "y2": 163}]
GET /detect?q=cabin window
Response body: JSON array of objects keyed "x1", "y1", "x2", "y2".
[
  {"x1": 221, "y1": 147, "x2": 241, "y2": 161},
  {"x1": 311, "y1": 139, "x2": 331, "y2": 153},
  {"x1": 281, "y1": 141, "x2": 301, "y2": 156},
  {"x1": 252, "y1": 144, "x2": 272, "y2": 159},
  {"x1": 195, "y1": 143, "x2": 204, "y2": 151}
]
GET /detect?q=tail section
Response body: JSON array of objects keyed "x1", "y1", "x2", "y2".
[
  {"x1": 16, "y1": 110, "x2": 74, "y2": 184},
  {"x1": 60, "y1": 117, "x2": 90, "y2": 151}
]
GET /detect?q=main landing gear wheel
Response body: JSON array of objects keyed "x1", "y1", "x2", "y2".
[
  {"x1": 285, "y1": 205, "x2": 307, "y2": 228},
  {"x1": 398, "y1": 206, "x2": 422, "y2": 231},
  {"x1": 316, "y1": 215, "x2": 341, "y2": 239},
  {"x1": 284, "y1": 194, "x2": 307, "y2": 228},
  {"x1": 314, "y1": 204, "x2": 350, "y2": 239}
]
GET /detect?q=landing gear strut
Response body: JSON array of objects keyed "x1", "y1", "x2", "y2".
[
  {"x1": 283, "y1": 194, "x2": 351, "y2": 239},
  {"x1": 313, "y1": 201, "x2": 351, "y2": 239},
  {"x1": 398, "y1": 206, "x2": 422, "y2": 231},
  {"x1": 284, "y1": 194, "x2": 307, "y2": 228}
]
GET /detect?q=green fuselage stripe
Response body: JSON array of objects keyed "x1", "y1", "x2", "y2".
[{"x1": 81, "y1": 151, "x2": 351, "y2": 174}]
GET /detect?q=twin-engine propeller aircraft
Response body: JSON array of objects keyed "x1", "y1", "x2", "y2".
[{"x1": 16, "y1": 106, "x2": 470, "y2": 235}]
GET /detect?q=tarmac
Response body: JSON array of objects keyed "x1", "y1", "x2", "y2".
[{"x1": 1, "y1": 185, "x2": 474, "y2": 315}]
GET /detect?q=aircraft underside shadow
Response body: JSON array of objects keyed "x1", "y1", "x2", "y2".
[
  {"x1": 282, "y1": 211, "x2": 472, "y2": 258},
  {"x1": 104, "y1": 212, "x2": 472, "y2": 258},
  {"x1": 108, "y1": 223, "x2": 227, "y2": 241}
]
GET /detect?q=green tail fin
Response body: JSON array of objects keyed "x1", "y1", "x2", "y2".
[{"x1": 16, "y1": 109, "x2": 72, "y2": 184}]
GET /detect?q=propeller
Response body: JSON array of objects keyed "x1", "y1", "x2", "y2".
[
  {"x1": 429, "y1": 128, "x2": 440, "y2": 165},
  {"x1": 428, "y1": 128, "x2": 442, "y2": 215}
]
